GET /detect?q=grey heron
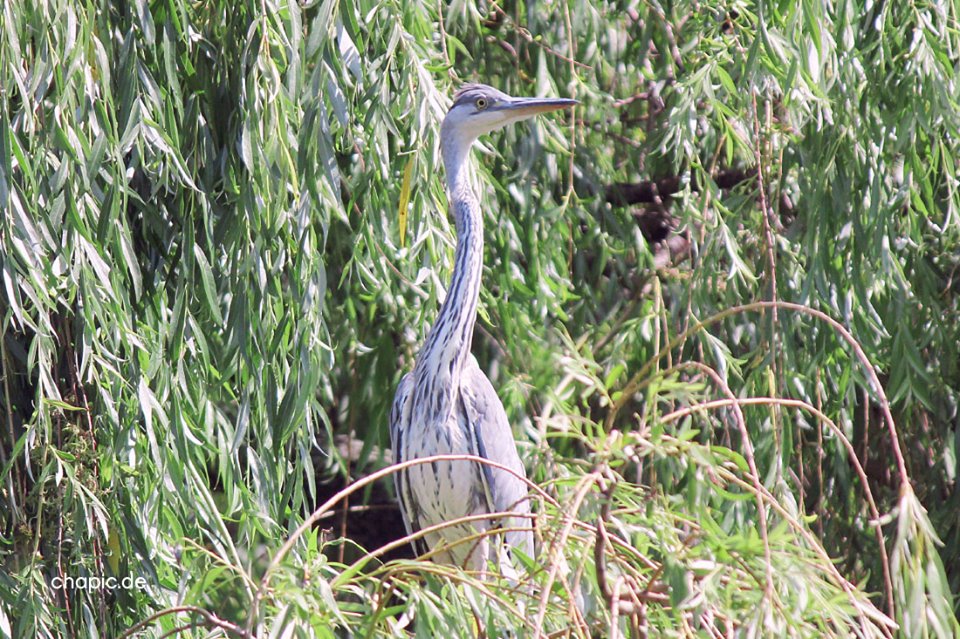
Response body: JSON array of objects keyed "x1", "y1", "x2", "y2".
[{"x1": 389, "y1": 84, "x2": 577, "y2": 571}]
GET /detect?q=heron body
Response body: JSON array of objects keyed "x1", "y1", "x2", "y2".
[{"x1": 389, "y1": 85, "x2": 576, "y2": 570}]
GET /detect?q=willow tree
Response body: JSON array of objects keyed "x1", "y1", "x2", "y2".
[{"x1": 1, "y1": 0, "x2": 958, "y2": 637}]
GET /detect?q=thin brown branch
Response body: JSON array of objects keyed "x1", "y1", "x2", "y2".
[
  {"x1": 608, "y1": 301, "x2": 910, "y2": 495},
  {"x1": 605, "y1": 168, "x2": 758, "y2": 207},
  {"x1": 121, "y1": 606, "x2": 252, "y2": 639},
  {"x1": 248, "y1": 452, "x2": 566, "y2": 633},
  {"x1": 594, "y1": 473, "x2": 667, "y2": 617},
  {"x1": 612, "y1": 92, "x2": 650, "y2": 108}
]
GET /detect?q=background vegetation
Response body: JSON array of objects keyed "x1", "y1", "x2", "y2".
[{"x1": 2, "y1": 0, "x2": 959, "y2": 636}]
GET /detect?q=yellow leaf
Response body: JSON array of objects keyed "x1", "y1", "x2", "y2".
[
  {"x1": 398, "y1": 156, "x2": 414, "y2": 247},
  {"x1": 107, "y1": 526, "x2": 121, "y2": 574}
]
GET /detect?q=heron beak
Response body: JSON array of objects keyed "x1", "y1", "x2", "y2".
[{"x1": 496, "y1": 96, "x2": 579, "y2": 119}]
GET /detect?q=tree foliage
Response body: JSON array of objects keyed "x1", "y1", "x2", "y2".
[{"x1": 1, "y1": 0, "x2": 958, "y2": 637}]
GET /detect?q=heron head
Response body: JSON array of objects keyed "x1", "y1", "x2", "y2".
[{"x1": 441, "y1": 83, "x2": 577, "y2": 145}]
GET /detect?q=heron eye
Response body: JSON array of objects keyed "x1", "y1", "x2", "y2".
[{"x1": 475, "y1": 98, "x2": 488, "y2": 110}]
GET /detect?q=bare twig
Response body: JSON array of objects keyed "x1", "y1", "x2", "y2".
[
  {"x1": 121, "y1": 606, "x2": 252, "y2": 639},
  {"x1": 605, "y1": 168, "x2": 759, "y2": 207},
  {"x1": 607, "y1": 301, "x2": 909, "y2": 487},
  {"x1": 659, "y1": 394, "x2": 894, "y2": 617},
  {"x1": 612, "y1": 92, "x2": 651, "y2": 108},
  {"x1": 594, "y1": 472, "x2": 666, "y2": 617},
  {"x1": 248, "y1": 453, "x2": 564, "y2": 633}
]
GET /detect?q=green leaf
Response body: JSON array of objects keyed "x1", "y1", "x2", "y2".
[{"x1": 193, "y1": 243, "x2": 223, "y2": 325}]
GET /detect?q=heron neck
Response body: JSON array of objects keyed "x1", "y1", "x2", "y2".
[{"x1": 415, "y1": 144, "x2": 484, "y2": 418}]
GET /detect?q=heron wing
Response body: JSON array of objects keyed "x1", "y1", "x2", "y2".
[
  {"x1": 460, "y1": 357, "x2": 534, "y2": 558},
  {"x1": 389, "y1": 372, "x2": 427, "y2": 554}
]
